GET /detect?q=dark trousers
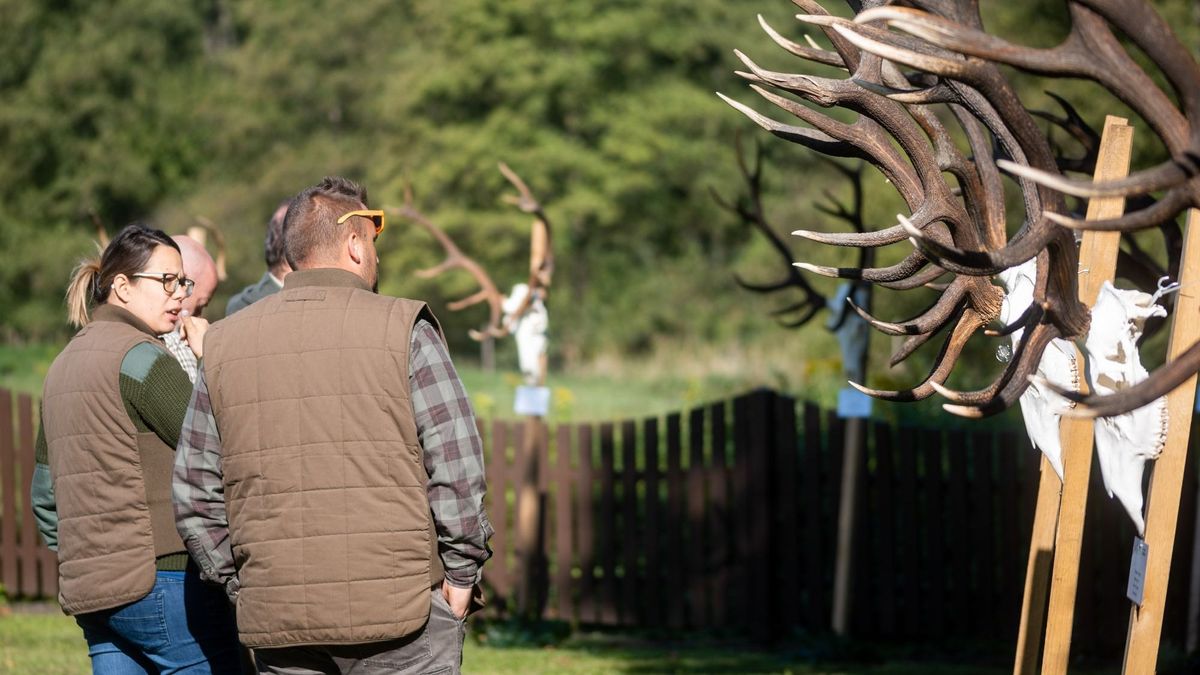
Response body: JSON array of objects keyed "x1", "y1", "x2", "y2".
[{"x1": 253, "y1": 588, "x2": 466, "y2": 675}]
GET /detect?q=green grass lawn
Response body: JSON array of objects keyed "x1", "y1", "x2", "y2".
[
  {"x1": 0, "y1": 608, "x2": 1128, "y2": 675},
  {"x1": 0, "y1": 341, "x2": 757, "y2": 424}
]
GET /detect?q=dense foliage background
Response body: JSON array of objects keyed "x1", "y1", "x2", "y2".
[{"x1": 1, "y1": 0, "x2": 1196, "y2": 411}]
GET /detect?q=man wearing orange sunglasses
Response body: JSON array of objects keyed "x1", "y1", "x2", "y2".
[{"x1": 175, "y1": 176, "x2": 491, "y2": 675}]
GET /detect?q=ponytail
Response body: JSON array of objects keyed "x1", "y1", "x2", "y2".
[{"x1": 66, "y1": 256, "x2": 102, "y2": 328}]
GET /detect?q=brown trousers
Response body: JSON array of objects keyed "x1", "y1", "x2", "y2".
[{"x1": 253, "y1": 589, "x2": 466, "y2": 675}]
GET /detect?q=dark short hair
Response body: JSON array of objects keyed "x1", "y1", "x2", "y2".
[
  {"x1": 282, "y1": 177, "x2": 370, "y2": 269},
  {"x1": 263, "y1": 199, "x2": 290, "y2": 270},
  {"x1": 67, "y1": 223, "x2": 179, "y2": 327}
]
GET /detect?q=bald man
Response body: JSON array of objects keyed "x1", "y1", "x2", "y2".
[{"x1": 161, "y1": 235, "x2": 219, "y2": 382}]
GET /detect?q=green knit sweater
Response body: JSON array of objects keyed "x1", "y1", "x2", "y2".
[{"x1": 32, "y1": 341, "x2": 195, "y2": 571}]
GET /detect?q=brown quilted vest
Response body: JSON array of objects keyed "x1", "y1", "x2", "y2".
[
  {"x1": 203, "y1": 268, "x2": 446, "y2": 648},
  {"x1": 41, "y1": 305, "x2": 187, "y2": 615}
]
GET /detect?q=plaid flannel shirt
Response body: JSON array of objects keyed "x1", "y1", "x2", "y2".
[
  {"x1": 173, "y1": 319, "x2": 492, "y2": 598},
  {"x1": 160, "y1": 330, "x2": 199, "y2": 383}
]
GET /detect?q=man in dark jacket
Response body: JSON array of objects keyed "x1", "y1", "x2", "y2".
[{"x1": 224, "y1": 200, "x2": 291, "y2": 316}]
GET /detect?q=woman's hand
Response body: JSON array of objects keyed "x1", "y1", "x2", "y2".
[{"x1": 180, "y1": 313, "x2": 210, "y2": 359}]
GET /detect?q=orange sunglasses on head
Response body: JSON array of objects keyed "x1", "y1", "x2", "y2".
[{"x1": 337, "y1": 209, "x2": 385, "y2": 236}]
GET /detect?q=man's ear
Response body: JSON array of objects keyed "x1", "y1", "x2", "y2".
[{"x1": 348, "y1": 231, "x2": 365, "y2": 265}]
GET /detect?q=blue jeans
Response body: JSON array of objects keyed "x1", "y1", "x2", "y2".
[{"x1": 75, "y1": 570, "x2": 243, "y2": 674}]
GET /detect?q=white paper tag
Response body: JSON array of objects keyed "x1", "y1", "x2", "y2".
[
  {"x1": 837, "y1": 386, "x2": 873, "y2": 419},
  {"x1": 1127, "y1": 537, "x2": 1149, "y2": 607},
  {"x1": 514, "y1": 386, "x2": 551, "y2": 417}
]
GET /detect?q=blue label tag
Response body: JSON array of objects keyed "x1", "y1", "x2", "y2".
[
  {"x1": 1127, "y1": 537, "x2": 1149, "y2": 606},
  {"x1": 514, "y1": 386, "x2": 551, "y2": 417},
  {"x1": 837, "y1": 387, "x2": 873, "y2": 419}
]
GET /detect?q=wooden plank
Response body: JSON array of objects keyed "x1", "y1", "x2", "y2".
[
  {"x1": 996, "y1": 431, "x2": 1020, "y2": 633},
  {"x1": 947, "y1": 429, "x2": 969, "y2": 636},
  {"x1": 17, "y1": 394, "x2": 36, "y2": 597},
  {"x1": 802, "y1": 403, "x2": 825, "y2": 629},
  {"x1": 575, "y1": 424, "x2": 598, "y2": 624},
  {"x1": 0, "y1": 389, "x2": 16, "y2": 595},
  {"x1": 731, "y1": 394, "x2": 752, "y2": 631},
  {"x1": 923, "y1": 429, "x2": 945, "y2": 637},
  {"x1": 708, "y1": 402, "x2": 730, "y2": 627},
  {"x1": 832, "y1": 412, "x2": 865, "y2": 637},
  {"x1": 665, "y1": 413, "x2": 685, "y2": 629},
  {"x1": 642, "y1": 417, "x2": 661, "y2": 629},
  {"x1": 1172, "y1": 426, "x2": 1199, "y2": 647},
  {"x1": 825, "y1": 410, "x2": 845, "y2": 628},
  {"x1": 1122, "y1": 206, "x2": 1200, "y2": 673},
  {"x1": 774, "y1": 395, "x2": 801, "y2": 629},
  {"x1": 851, "y1": 426, "x2": 873, "y2": 636},
  {"x1": 746, "y1": 391, "x2": 772, "y2": 640},
  {"x1": 599, "y1": 422, "x2": 618, "y2": 624},
  {"x1": 554, "y1": 424, "x2": 574, "y2": 622},
  {"x1": 874, "y1": 421, "x2": 897, "y2": 636},
  {"x1": 687, "y1": 407, "x2": 708, "y2": 627},
  {"x1": 1014, "y1": 456, "x2": 1063, "y2": 675},
  {"x1": 1042, "y1": 115, "x2": 1133, "y2": 675},
  {"x1": 486, "y1": 420, "x2": 510, "y2": 601},
  {"x1": 895, "y1": 425, "x2": 920, "y2": 637},
  {"x1": 970, "y1": 431, "x2": 996, "y2": 636},
  {"x1": 620, "y1": 420, "x2": 639, "y2": 625}
]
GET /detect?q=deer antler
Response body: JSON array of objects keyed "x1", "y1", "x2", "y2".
[
  {"x1": 191, "y1": 216, "x2": 229, "y2": 282},
  {"x1": 724, "y1": 0, "x2": 1200, "y2": 417},
  {"x1": 88, "y1": 209, "x2": 110, "y2": 248},
  {"x1": 389, "y1": 183, "x2": 507, "y2": 340},
  {"x1": 713, "y1": 133, "x2": 830, "y2": 328},
  {"x1": 495, "y1": 162, "x2": 553, "y2": 327}
]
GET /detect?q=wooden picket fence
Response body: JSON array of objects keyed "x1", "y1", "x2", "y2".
[
  {"x1": 1, "y1": 387, "x2": 1196, "y2": 654},
  {"x1": 0, "y1": 389, "x2": 58, "y2": 601},
  {"x1": 480, "y1": 389, "x2": 1199, "y2": 653}
]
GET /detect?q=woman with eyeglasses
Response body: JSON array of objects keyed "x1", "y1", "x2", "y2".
[{"x1": 30, "y1": 223, "x2": 242, "y2": 674}]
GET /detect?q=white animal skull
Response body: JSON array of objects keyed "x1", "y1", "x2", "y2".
[
  {"x1": 999, "y1": 259, "x2": 1079, "y2": 480},
  {"x1": 503, "y1": 283, "x2": 549, "y2": 385},
  {"x1": 1084, "y1": 282, "x2": 1169, "y2": 535}
]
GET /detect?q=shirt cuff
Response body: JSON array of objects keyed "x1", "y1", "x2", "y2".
[{"x1": 443, "y1": 563, "x2": 480, "y2": 588}]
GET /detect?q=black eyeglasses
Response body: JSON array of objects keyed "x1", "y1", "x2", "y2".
[{"x1": 130, "y1": 273, "x2": 195, "y2": 297}]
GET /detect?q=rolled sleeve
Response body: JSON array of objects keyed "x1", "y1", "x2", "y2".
[
  {"x1": 410, "y1": 319, "x2": 493, "y2": 586},
  {"x1": 172, "y1": 368, "x2": 238, "y2": 598}
]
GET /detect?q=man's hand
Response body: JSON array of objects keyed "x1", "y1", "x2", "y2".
[
  {"x1": 180, "y1": 313, "x2": 210, "y2": 359},
  {"x1": 441, "y1": 580, "x2": 471, "y2": 620}
]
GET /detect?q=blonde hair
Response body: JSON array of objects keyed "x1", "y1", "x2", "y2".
[{"x1": 65, "y1": 255, "x2": 102, "y2": 328}]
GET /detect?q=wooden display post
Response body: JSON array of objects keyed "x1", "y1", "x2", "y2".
[
  {"x1": 1013, "y1": 115, "x2": 1200, "y2": 674},
  {"x1": 1013, "y1": 115, "x2": 1133, "y2": 675},
  {"x1": 1121, "y1": 207, "x2": 1200, "y2": 674}
]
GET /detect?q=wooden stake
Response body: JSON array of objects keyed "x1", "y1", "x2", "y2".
[
  {"x1": 1040, "y1": 115, "x2": 1134, "y2": 675},
  {"x1": 1014, "y1": 456, "x2": 1061, "y2": 675},
  {"x1": 831, "y1": 416, "x2": 865, "y2": 635},
  {"x1": 1122, "y1": 207, "x2": 1200, "y2": 674},
  {"x1": 1006, "y1": 116, "x2": 1133, "y2": 675}
]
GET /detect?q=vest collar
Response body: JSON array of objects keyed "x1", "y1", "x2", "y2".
[
  {"x1": 284, "y1": 268, "x2": 373, "y2": 293},
  {"x1": 91, "y1": 304, "x2": 158, "y2": 338}
]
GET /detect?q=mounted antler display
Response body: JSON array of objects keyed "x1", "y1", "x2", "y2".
[
  {"x1": 714, "y1": 133, "x2": 879, "y2": 383},
  {"x1": 390, "y1": 183, "x2": 507, "y2": 339},
  {"x1": 392, "y1": 163, "x2": 554, "y2": 384},
  {"x1": 723, "y1": 0, "x2": 1198, "y2": 418}
]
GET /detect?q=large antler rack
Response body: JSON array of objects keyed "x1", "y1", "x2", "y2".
[
  {"x1": 390, "y1": 184, "x2": 508, "y2": 340},
  {"x1": 723, "y1": 0, "x2": 1200, "y2": 417},
  {"x1": 496, "y1": 161, "x2": 554, "y2": 330},
  {"x1": 712, "y1": 133, "x2": 832, "y2": 328},
  {"x1": 390, "y1": 163, "x2": 553, "y2": 342},
  {"x1": 838, "y1": 0, "x2": 1200, "y2": 417}
]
